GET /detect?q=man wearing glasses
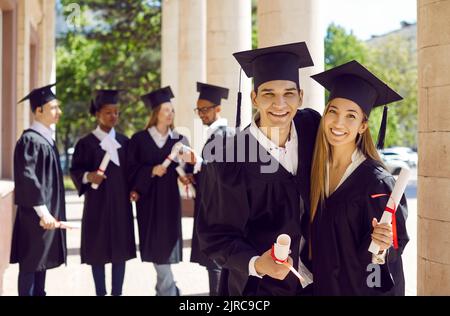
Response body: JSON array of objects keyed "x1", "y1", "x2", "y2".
[{"x1": 190, "y1": 82, "x2": 234, "y2": 296}]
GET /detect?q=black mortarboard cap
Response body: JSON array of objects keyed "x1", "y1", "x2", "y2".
[
  {"x1": 18, "y1": 83, "x2": 57, "y2": 111},
  {"x1": 90, "y1": 89, "x2": 120, "y2": 115},
  {"x1": 233, "y1": 42, "x2": 314, "y2": 90},
  {"x1": 232, "y1": 42, "x2": 313, "y2": 127},
  {"x1": 311, "y1": 60, "x2": 403, "y2": 149},
  {"x1": 196, "y1": 82, "x2": 229, "y2": 105},
  {"x1": 141, "y1": 86, "x2": 174, "y2": 110}
]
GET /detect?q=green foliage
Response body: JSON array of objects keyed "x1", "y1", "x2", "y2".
[
  {"x1": 56, "y1": 0, "x2": 162, "y2": 171},
  {"x1": 324, "y1": 24, "x2": 417, "y2": 148}
]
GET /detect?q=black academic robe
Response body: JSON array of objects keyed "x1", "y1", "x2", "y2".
[
  {"x1": 70, "y1": 132, "x2": 136, "y2": 265},
  {"x1": 311, "y1": 159, "x2": 409, "y2": 296},
  {"x1": 10, "y1": 129, "x2": 67, "y2": 272},
  {"x1": 190, "y1": 125, "x2": 235, "y2": 268},
  {"x1": 127, "y1": 130, "x2": 189, "y2": 264},
  {"x1": 197, "y1": 109, "x2": 321, "y2": 296}
]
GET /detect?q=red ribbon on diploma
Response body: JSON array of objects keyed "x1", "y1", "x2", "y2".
[
  {"x1": 270, "y1": 244, "x2": 288, "y2": 264},
  {"x1": 371, "y1": 193, "x2": 398, "y2": 249}
]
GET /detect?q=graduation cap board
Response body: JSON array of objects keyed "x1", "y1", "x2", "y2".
[
  {"x1": 196, "y1": 82, "x2": 229, "y2": 105},
  {"x1": 141, "y1": 86, "x2": 174, "y2": 110},
  {"x1": 90, "y1": 89, "x2": 121, "y2": 115},
  {"x1": 310, "y1": 60, "x2": 403, "y2": 149},
  {"x1": 232, "y1": 42, "x2": 314, "y2": 127},
  {"x1": 17, "y1": 83, "x2": 57, "y2": 111}
]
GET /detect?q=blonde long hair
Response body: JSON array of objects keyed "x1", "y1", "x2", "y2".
[
  {"x1": 144, "y1": 104, "x2": 175, "y2": 130},
  {"x1": 310, "y1": 103, "x2": 384, "y2": 222}
]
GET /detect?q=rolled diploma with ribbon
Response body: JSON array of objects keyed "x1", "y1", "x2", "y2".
[
  {"x1": 176, "y1": 165, "x2": 196, "y2": 198},
  {"x1": 272, "y1": 234, "x2": 305, "y2": 284},
  {"x1": 274, "y1": 234, "x2": 291, "y2": 264},
  {"x1": 368, "y1": 167, "x2": 410, "y2": 255},
  {"x1": 91, "y1": 152, "x2": 110, "y2": 190}
]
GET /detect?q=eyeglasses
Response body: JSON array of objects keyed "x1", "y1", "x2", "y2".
[{"x1": 194, "y1": 105, "x2": 217, "y2": 114}]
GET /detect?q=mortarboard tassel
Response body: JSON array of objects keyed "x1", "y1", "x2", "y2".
[
  {"x1": 376, "y1": 105, "x2": 388, "y2": 150},
  {"x1": 235, "y1": 68, "x2": 243, "y2": 129}
]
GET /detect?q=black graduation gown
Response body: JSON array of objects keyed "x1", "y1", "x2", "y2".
[
  {"x1": 127, "y1": 130, "x2": 189, "y2": 264},
  {"x1": 190, "y1": 125, "x2": 235, "y2": 268},
  {"x1": 70, "y1": 132, "x2": 136, "y2": 265},
  {"x1": 311, "y1": 159, "x2": 409, "y2": 296},
  {"x1": 197, "y1": 109, "x2": 321, "y2": 296},
  {"x1": 10, "y1": 129, "x2": 67, "y2": 272}
]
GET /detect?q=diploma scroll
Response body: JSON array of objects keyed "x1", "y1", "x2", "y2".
[
  {"x1": 368, "y1": 168, "x2": 410, "y2": 255},
  {"x1": 271, "y1": 234, "x2": 306, "y2": 285},
  {"x1": 176, "y1": 166, "x2": 196, "y2": 198},
  {"x1": 91, "y1": 152, "x2": 110, "y2": 189}
]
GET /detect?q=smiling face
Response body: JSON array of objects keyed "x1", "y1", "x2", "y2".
[
  {"x1": 196, "y1": 99, "x2": 219, "y2": 126},
  {"x1": 251, "y1": 80, "x2": 302, "y2": 129},
  {"x1": 323, "y1": 97, "x2": 368, "y2": 148}
]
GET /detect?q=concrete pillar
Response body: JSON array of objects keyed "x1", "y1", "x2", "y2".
[
  {"x1": 0, "y1": 9, "x2": 3, "y2": 177},
  {"x1": 161, "y1": 0, "x2": 179, "y2": 100},
  {"x1": 257, "y1": 0, "x2": 325, "y2": 114},
  {"x1": 206, "y1": 0, "x2": 252, "y2": 129},
  {"x1": 1, "y1": 4, "x2": 17, "y2": 179},
  {"x1": 16, "y1": 0, "x2": 30, "y2": 135},
  {"x1": 38, "y1": 0, "x2": 55, "y2": 85},
  {"x1": 417, "y1": 0, "x2": 450, "y2": 295},
  {"x1": 161, "y1": 0, "x2": 206, "y2": 152}
]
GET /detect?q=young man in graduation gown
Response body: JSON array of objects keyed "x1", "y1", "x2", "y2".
[
  {"x1": 196, "y1": 42, "x2": 321, "y2": 296},
  {"x1": 70, "y1": 90, "x2": 136, "y2": 296},
  {"x1": 11, "y1": 84, "x2": 67, "y2": 296},
  {"x1": 190, "y1": 82, "x2": 235, "y2": 296}
]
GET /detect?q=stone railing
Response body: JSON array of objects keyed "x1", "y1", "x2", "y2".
[{"x1": 0, "y1": 180, "x2": 15, "y2": 296}]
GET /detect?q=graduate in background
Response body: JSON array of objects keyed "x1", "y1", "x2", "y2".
[
  {"x1": 70, "y1": 90, "x2": 136, "y2": 296},
  {"x1": 309, "y1": 60, "x2": 409, "y2": 295},
  {"x1": 197, "y1": 42, "x2": 321, "y2": 296},
  {"x1": 11, "y1": 84, "x2": 67, "y2": 296},
  {"x1": 127, "y1": 86, "x2": 191, "y2": 296},
  {"x1": 190, "y1": 82, "x2": 234, "y2": 296}
]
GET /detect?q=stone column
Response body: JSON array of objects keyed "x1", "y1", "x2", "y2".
[
  {"x1": 417, "y1": 0, "x2": 450, "y2": 295},
  {"x1": 257, "y1": 0, "x2": 325, "y2": 114},
  {"x1": 16, "y1": 0, "x2": 31, "y2": 135},
  {"x1": 161, "y1": 0, "x2": 179, "y2": 100},
  {"x1": 161, "y1": 0, "x2": 206, "y2": 151},
  {"x1": 206, "y1": 0, "x2": 252, "y2": 128}
]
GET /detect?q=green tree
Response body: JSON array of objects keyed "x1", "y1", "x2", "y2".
[{"x1": 57, "y1": 0, "x2": 162, "y2": 172}]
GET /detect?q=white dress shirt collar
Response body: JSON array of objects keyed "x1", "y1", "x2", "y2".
[
  {"x1": 207, "y1": 117, "x2": 228, "y2": 140},
  {"x1": 92, "y1": 125, "x2": 116, "y2": 141},
  {"x1": 148, "y1": 126, "x2": 174, "y2": 149},
  {"x1": 30, "y1": 121, "x2": 54, "y2": 145},
  {"x1": 249, "y1": 112, "x2": 298, "y2": 175}
]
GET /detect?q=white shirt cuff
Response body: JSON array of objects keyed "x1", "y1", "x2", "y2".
[
  {"x1": 82, "y1": 172, "x2": 90, "y2": 184},
  {"x1": 249, "y1": 256, "x2": 264, "y2": 279},
  {"x1": 34, "y1": 205, "x2": 51, "y2": 218},
  {"x1": 372, "y1": 249, "x2": 388, "y2": 264},
  {"x1": 193, "y1": 160, "x2": 203, "y2": 174}
]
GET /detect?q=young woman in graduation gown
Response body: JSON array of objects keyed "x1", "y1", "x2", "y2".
[
  {"x1": 309, "y1": 60, "x2": 409, "y2": 296},
  {"x1": 127, "y1": 87, "x2": 192, "y2": 296},
  {"x1": 196, "y1": 43, "x2": 321, "y2": 296},
  {"x1": 70, "y1": 90, "x2": 136, "y2": 296}
]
